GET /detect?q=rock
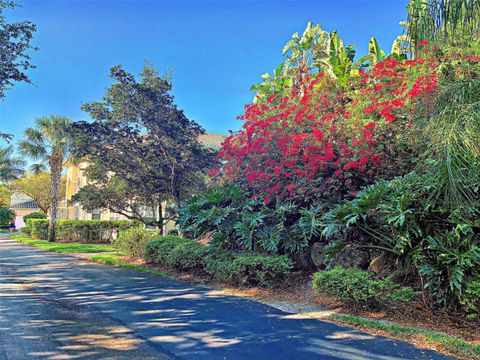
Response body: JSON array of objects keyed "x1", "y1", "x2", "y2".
[
  {"x1": 328, "y1": 245, "x2": 370, "y2": 270},
  {"x1": 292, "y1": 249, "x2": 314, "y2": 269},
  {"x1": 310, "y1": 242, "x2": 328, "y2": 268}
]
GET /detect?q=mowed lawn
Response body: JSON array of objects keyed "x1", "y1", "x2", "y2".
[{"x1": 10, "y1": 234, "x2": 115, "y2": 253}]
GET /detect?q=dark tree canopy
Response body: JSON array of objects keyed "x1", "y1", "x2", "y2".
[
  {"x1": 70, "y1": 65, "x2": 217, "y2": 230},
  {"x1": 0, "y1": 0, "x2": 37, "y2": 98}
]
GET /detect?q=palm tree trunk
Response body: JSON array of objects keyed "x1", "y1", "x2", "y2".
[{"x1": 48, "y1": 152, "x2": 63, "y2": 242}]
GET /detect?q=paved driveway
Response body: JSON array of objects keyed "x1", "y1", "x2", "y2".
[{"x1": 0, "y1": 235, "x2": 453, "y2": 359}]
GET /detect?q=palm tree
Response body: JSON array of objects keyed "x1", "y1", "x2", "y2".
[
  {"x1": 0, "y1": 133, "x2": 24, "y2": 182},
  {"x1": 19, "y1": 115, "x2": 71, "y2": 241}
]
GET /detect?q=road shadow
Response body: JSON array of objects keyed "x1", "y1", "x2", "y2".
[{"x1": 0, "y1": 237, "x2": 453, "y2": 360}]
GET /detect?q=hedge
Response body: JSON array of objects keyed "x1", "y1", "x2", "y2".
[
  {"x1": 145, "y1": 236, "x2": 293, "y2": 287},
  {"x1": 145, "y1": 235, "x2": 209, "y2": 272},
  {"x1": 22, "y1": 212, "x2": 47, "y2": 235},
  {"x1": 313, "y1": 267, "x2": 418, "y2": 307},
  {"x1": 28, "y1": 219, "x2": 140, "y2": 243}
]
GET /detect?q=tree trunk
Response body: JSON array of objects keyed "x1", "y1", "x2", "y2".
[
  {"x1": 48, "y1": 152, "x2": 63, "y2": 242},
  {"x1": 156, "y1": 203, "x2": 164, "y2": 236}
]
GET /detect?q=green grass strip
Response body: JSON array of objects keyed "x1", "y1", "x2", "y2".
[
  {"x1": 89, "y1": 253, "x2": 169, "y2": 278},
  {"x1": 330, "y1": 313, "x2": 480, "y2": 359},
  {"x1": 10, "y1": 233, "x2": 115, "y2": 253}
]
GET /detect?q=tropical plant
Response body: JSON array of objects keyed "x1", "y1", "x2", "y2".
[
  {"x1": 19, "y1": 115, "x2": 71, "y2": 241},
  {"x1": 416, "y1": 225, "x2": 480, "y2": 308},
  {"x1": 0, "y1": 143, "x2": 24, "y2": 182},
  {"x1": 0, "y1": 205, "x2": 14, "y2": 225},
  {"x1": 403, "y1": 0, "x2": 480, "y2": 51},
  {"x1": 179, "y1": 183, "x2": 326, "y2": 257}
]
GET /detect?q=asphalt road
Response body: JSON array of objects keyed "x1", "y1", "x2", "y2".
[{"x1": 0, "y1": 235, "x2": 453, "y2": 360}]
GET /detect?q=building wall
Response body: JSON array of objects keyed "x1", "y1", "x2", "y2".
[
  {"x1": 9, "y1": 193, "x2": 42, "y2": 228},
  {"x1": 63, "y1": 160, "x2": 176, "y2": 233}
]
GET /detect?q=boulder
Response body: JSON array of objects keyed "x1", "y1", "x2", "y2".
[{"x1": 328, "y1": 245, "x2": 371, "y2": 270}]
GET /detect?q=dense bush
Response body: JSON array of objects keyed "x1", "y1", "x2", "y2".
[
  {"x1": 145, "y1": 236, "x2": 293, "y2": 287},
  {"x1": 0, "y1": 206, "x2": 14, "y2": 228},
  {"x1": 312, "y1": 267, "x2": 417, "y2": 307},
  {"x1": 323, "y1": 167, "x2": 480, "y2": 309},
  {"x1": 23, "y1": 212, "x2": 47, "y2": 221},
  {"x1": 114, "y1": 227, "x2": 160, "y2": 257},
  {"x1": 461, "y1": 280, "x2": 480, "y2": 319},
  {"x1": 29, "y1": 219, "x2": 139, "y2": 243},
  {"x1": 145, "y1": 236, "x2": 209, "y2": 272},
  {"x1": 22, "y1": 212, "x2": 47, "y2": 234},
  {"x1": 205, "y1": 252, "x2": 292, "y2": 287}
]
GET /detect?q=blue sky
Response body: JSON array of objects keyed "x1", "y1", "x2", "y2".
[{"x1": 1, "y1": 0, "x2": 408, "y2": 141}]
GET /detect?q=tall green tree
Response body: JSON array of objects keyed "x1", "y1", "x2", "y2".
[
  {"x1": 12, "y1": 171, "x2": 66, "y2": 214},
  {"x1": 0, "y1": 0, "x2": 37, "y2": 98},
  {"x1": 70, "y1": 65, "x2": 216, "y2": 232},
  {"x1": 19, "y1": 115, "x2": 71, "y2": 241}
]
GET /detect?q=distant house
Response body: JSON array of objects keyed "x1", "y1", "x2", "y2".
[
  {"x1": 62, "y1": 132, "x2": 226, "y2": 232},
  {"x1": 9, "y1": 193, "x2": 41, "y2": 228}
]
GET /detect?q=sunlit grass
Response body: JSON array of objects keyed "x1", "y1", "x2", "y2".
[
  {"x1": 10, "y1": 233, "x2": 115, "y2": 253},
  {"x1": 330, "y1": 314, "x2": 480, "y2": 359},
  {"x1": 89, "y1": 253, "x2": 169, "y2": 278}
]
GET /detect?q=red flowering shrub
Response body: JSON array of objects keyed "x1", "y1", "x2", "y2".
[{"x1": 216, "y1": 57, "x2": 439, "y2": 205}]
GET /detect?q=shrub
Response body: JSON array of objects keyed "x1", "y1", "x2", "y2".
[
  {"x1": 113, "y1": 227, "x2": 160, "y2": 257},
  {"x1": 205, "y1": 252, "x2": 293, "y2": 287},
  {"x1": 312, "y1": 267, "x2": 417, "y2": 307},
  {"x1": 0, "y1": 206, "x2": 14, "y2": 227},
  {"x1": 144, "y1": 236, "x2": 293, "y2": 287},
  {"x1": 461, "y1": 280, "x2": 480, "y2": 319},
  {"x1": 22, "y1": 212, "x2": 47, "y2": 235},
  {"x1": 29, "y1": 219, "x2": 49, "y2": 239},
  {"x1": 29, "y1": 219, "x2": 139, "y2": 243},
  {"x1": 144, "y1": 236, "x2": 209, "y2": 272},
  {"x1": 23, "y1": 212, "x2": 47, "y2": 221}
]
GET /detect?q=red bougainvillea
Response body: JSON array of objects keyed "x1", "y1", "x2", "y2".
[{"x1": 215, "y1": 56, "x2": 439, "y2": 204}]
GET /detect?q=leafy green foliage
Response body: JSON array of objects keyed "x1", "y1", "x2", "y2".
[
  {"x1": 205, "y1": 252, "x2": 292, "y2": 287},
  {"x1": 144, "y1": 235, "x2": 209, "y2": 272},
  {"x1": 178, "y1": 183, "x2": 325, "y2": 256},
  {"x1": 19, "y1": 115, "x2": 72, "y2": 242},
  {"x1": 404, "y1": 0, "x2": 480, "y2": 51},
  {"x1": 23, "y1": 212, "x2": 47, "y2": 221},
  {"x1": 69, "y1": 64, "x2": 216, "y2": 230},
  {"x1": 313, "y1": 267, "x2": 417, "y2": 307},
  {"x1": 0, "y1": 0, "x2": 37, "y2": 98},
  {"x1": 12, "y1": 172, "x2": 65, "y2": 214},
  {"x1": 22, "y1": 212, "x2": 47, "y2": 235},
  {"x1": 417, "y1": 225, "x2": 480, "y2": 308},
  {"x1": 0, "y1": 205, "x2": 14, "y2": 226},
  {"x1": 324, "y1": 168, "x2": 479, "y2": 309},
  {"x1": 113, "y1": 227, "x2": 160, "y2": 258},
  {"x1": 461, "y1": 280, "x2": 480, "y2": 318}
]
